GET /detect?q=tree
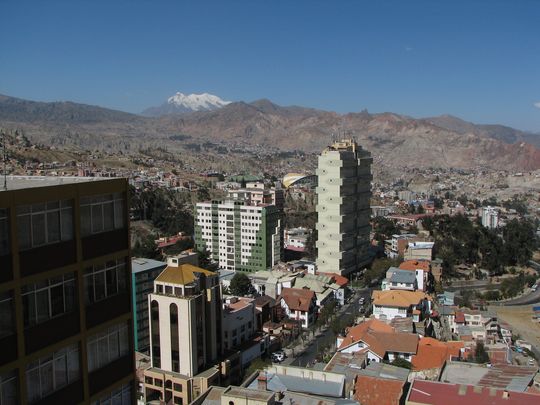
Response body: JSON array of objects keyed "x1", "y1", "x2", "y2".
[
  {"x1": 304, "y1": 230, "x2": 317, "y2": 261},
  {"x1": 132, "y1": 234, "x2": 160, "y2": 259},
  {"x1": 391, "y1": 358, "x2": 412, "y2": 369},
  {"x1": 474, "y1": 342, "x2": 490, "y2": 364},
  {"x1": 229, "y1": 272, "x2": 254, "y2": 296}
]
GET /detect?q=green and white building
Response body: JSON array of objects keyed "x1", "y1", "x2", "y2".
[
  {"x1": 316, "y1": 139, "x2": 373, "y2": 276},
  {"x1": 194, "y1": 200, "x2": 282, "y2": 272}
]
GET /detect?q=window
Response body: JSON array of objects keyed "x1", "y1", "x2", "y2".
[
  {"x1": 80, "y1": 193, "x2": 125, "y2": 237},
  {"x1": 0, "y1": 291, "x2": 14, "y2": 339},
  {"x1": 91, "y1": 382, "x2": 131, "y2": 405},
  {"x1": 0, "y1": 369, "x2": 17, "y2": 405},
  {"x1": 87, "y1": 323, "x2": 129, "y2": 372},
  {"x1": 16, "y1": 201, "x2": 73, "y2": 250},
  {"x1": 0, "y1": 209, "x2": 9, "y2": 256},
  {"x1": 22, "y1": 273, "x2": 76, "y2": 328},
  {"x1": 84, "y1": 258, "x2": 127, "y2": 304},
  {"x1": 26, "y1": 344, "x2": 80, "y2": 404}
]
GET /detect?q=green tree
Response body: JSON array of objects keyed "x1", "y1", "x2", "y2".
[
  {"x1": 474, "y1": 342, "x2": 490, "y2": 364},
  {"x1": 391, "y1": 358, "x2": 412, "y2": 369},
  {"x1": 132, "y1": 234, "x2": 159, "y2": 259},
  {"x1": 229, "y1": 272, "x2": 254, "y2": 296}
]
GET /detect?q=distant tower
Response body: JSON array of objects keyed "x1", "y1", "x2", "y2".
[{"x1": 316, "y1": 139, "x2": 373, "y2": 276}]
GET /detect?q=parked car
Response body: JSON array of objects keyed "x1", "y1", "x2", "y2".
[{"x1": 271, "y1": 351, "x2": 286, "y2": 362}]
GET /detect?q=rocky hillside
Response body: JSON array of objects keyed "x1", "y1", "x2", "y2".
[{"x1": 1, "y1": 94, "x2": 539, "y2": 172}]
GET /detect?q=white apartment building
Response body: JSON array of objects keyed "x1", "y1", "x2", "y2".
[
  {"x1": 481, "y1": 206, "x2": 499, "y2": 229},
  {"x1": 195, "y1": 200, "x2": 282, "y2": 272}
]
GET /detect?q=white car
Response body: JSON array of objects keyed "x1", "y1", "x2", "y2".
[
  {"x1": 272, "y1": 351, "x2": 286, "y2": 362},
  {"x1": 358, "y1": 298, "x2": 365, "y2": 305}
]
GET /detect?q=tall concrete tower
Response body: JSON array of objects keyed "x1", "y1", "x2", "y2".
[{"x1": 316, "y1": 139, "x2": 372, "y2": 276}]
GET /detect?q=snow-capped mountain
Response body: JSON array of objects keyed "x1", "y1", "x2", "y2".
[{"x1": 141, "y1": 92, "x2": 231, "y2": 116}]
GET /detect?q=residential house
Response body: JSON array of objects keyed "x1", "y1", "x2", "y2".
[
  {"x1": 337, "y1": 319, "x2": 419, "y2": 364},
  {"x1": 371, "y1": 290, "x2": 430, "y2": 321},
  {"x1": 410, "y1": 338, "x2": 464, "y2": 380},
  {"x1": 381, "y1": 267, "x2": 418, "y2": 291},
  {"x1": 278, "y1": 288, "x2": 317, "y2": 328}
]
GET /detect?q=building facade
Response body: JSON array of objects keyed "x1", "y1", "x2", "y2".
[
  {"x1": 316, "y1": 139, "x2": 373, "y2": 276},
  {"x1": 144, "y1": 261, "x2": 240, "y2": 404},
  {"x1": 131, "y1": 258, "x2": 167, "y2": 354},
  {"x1": 481, "y1": 206, "x2": 499, "y2": 229},
  {"x1": 0, "y1": 176, "x2": 134, "y2": 405},
  {"x1": 194, "y1": 200, "x2": 282, "y2": 272}
]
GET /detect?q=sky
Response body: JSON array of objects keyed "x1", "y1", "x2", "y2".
[{"x1": 1, "y1": 0, "x2": 540, "y2": 131}]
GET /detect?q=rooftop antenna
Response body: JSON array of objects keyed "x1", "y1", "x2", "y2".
[{"x1": 1, "y1": 131, "x2": 7, "y2": 191}]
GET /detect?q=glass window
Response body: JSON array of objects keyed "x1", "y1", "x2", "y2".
[
  {"x1": 0, "y1": 209, "x2": 9, "y2": 256},
  {"x1": 25, "y1": 344, "x2": 80, "y2": 403},
  {"x1": 22, "y1": 273, "x2": 76, "y2": 328},
  {"x1": 91, "y1": 382, "x2": 132, "y2": 405},
  {"x1": 84, "y1": 259, "x2": 127, "y2": 305},
  {"x1": 0, "y1": 291, "x2": 14, "y2": 339},
  {"x1": 0, "y1": 369, "x2": 18, "y2": 405},
  {"x1": 16, "y1": 200, "x2": 74, "y2": 250},
  {"x1": 86, "y1": 323, "x2": 129, "y2": 372},
  {"x1": 80, "y1": 193, "x2": 125, "y2": 237}
]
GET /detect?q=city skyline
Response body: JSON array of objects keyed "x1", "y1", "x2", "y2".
[{"x1": 1, "y1": 1, "x2": 540, "y2": 131}]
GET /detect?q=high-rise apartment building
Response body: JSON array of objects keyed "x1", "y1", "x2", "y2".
[
  {"x1": 0, "y1": 176, "x2": 134, "y2": 405},
  {"x1": 194, "y1": 200, "x2": 282, "y2": 272},
  {"x1": 143, "y1": 259, "x2": 240, "y2": 404},
  {"x1": 316, "y1": 139, "x2": 373, "y2": 276}
]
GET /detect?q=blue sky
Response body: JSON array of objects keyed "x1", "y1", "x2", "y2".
[{"x1": 1, "y1": 0, "x2": 540, "y2": 131}]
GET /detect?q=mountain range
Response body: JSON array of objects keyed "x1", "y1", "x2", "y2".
[
  {"x1": 0, "y1": 93, "x2": 539, "y2": 172},
  {"x1": 141, "y1": 92, "x2": 231, "y2": 116}
]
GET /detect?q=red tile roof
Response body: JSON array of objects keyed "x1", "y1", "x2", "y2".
[
  {"x1": 411, "y1": 338, "x2": 464, "y2": 371},
  {"x1": 355, "y1": 375, "x2": 405, "y2": 405},
  {"x1": 399, "y1": 260, "x2": 431, "y2": 272},
  {"x1": 279, "y1": 287, "x2": 315, "y2": 312},
  {"x1": 455, "y1": 312, "x2": 466, "y2": 323},
  {"x1": 339, "y1": 319, "x2": 418, "y2": 358},
  {"x1": 407, "y1": 380, "x2": 540, "y2": 405}
]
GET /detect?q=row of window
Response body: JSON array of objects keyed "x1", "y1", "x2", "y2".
[
  {"x1": 22, "y1": 272, "x2": 76, "y2": 328},
  {"x1": 0, "y1": 193, "x2": 125, "y2": 253},
  {"x1": 24, "y1": 322, "x2": 130, "y2": 404},
  {"x1": 26, "y1": 343, "x2": 80, "y2": 403},
  {"x1": 87, "y1": 323, "x2": 129, "y2": 372},
  {"x1": 91, "y1": 382, "x2": 132, "y2": 405},
  {"x1": 0, "y1": 258, "x2": 127, "y2": 335}
]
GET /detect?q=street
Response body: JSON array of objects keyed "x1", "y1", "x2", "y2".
[{"x1": 281, "y1": 287, "x2": 372, "y2": 367}]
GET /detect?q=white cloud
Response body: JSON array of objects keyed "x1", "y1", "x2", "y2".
[{"x1": 534, "y1": 102, "x2": 540, "y2": 109}]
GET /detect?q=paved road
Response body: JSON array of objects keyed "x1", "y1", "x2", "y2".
[
  {"x1": 499, "y1": 289, "x2": 540, "y2": 306},
  {"x1": 282, "y1": 287, "x2": 372, "y2": 367}
]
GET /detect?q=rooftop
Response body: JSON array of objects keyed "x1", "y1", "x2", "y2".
[
  {"x1": 1, "y1": 175, "x2": 120, "y2": 191},
  {"x1": 155, "y1": 264, "x2": 216, "y2": 286},
  {"x1": 399, "y1": 260, "x2": 431, "y2": 272},
  {"x1": 132, "y1": 258, "x2": 167, "y2": 274},
  {"x1": 407, "y1": 379, "x2": 540, "y2": 405},
  {"x1": 440, "y1": 362, "x2": 538, "y2": 392},
  {"x1": 357, "y1": 362, "x2": 410, "y2": 382},
  {"x1": 372, "y1": 290, "x2": 428, "y2": 308},
  {"x1": 411, "y1": 338, "x2": 464, "y2": 371},
  {"x1": 247, "y1": 366, "x2": 345, "y2": 398},
  {"x1": 355, "y1": 375, "x2": 406, "y2": 405},
  {"x1": 279, "y1": 288, "x2": 315, "y2": 312},
  {"x1": 387, "y1": 267, "x2": 417, "y2": 284}
]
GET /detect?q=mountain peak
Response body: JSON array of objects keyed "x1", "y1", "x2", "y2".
[{"x1": 142, "y1": 92, "x2": 231, "y2": 117}]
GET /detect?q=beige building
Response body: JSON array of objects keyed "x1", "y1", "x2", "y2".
[
  {"x1": 316, "y1": 139, "x2": 373, "y2": 276},
  {"x1": 143, "y1": 259, "x2": 240, "y2": 404}
]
